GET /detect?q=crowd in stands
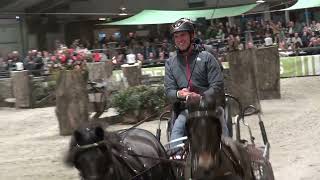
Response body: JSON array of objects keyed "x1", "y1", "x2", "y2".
[
  {"x1": 202, "y1": 19, "x2": 320, "y2": 58},
  {"x1": 100, "y1": 18, "x2": 320, "y2": 63},
  {"x1": 1, "y1": 18, "x2": 320, "y2": 77},
  {"x1": 0, "y1": 40, "x2": 108, "y2": 77}
]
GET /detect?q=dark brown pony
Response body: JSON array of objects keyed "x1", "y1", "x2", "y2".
[
  {"x1": 65, "y1": 123, "x2": 175, "y2": 180},
  {"x1": 185, "y1": 98, "x2": 253, "y2": 180}
]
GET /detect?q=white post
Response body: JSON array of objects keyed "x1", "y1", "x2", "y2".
[
  {"x1": 305, "y1": 9, "x2": 310, "y2": 26},
  {"x1": 285, "y1": 4, "x2": 290, "y2": 24}
]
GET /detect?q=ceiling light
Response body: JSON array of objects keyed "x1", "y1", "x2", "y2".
[
  {"x1": 119, "y1": 12, "x2": 128, "y2": 16},
  {"x1": 98, "y1": 17, "x2": 106, "y2": 21},
  {"x1": 256, "y1": 0, "x2": 265, "y2": 3}
]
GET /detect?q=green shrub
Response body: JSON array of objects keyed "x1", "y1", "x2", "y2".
[{"x1": 111, "y1": 85, "x2": 167, "y2": 116}]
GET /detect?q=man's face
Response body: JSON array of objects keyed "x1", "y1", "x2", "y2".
[{"x1": 174, "y1": 31, "x2": 191, "y2": 51}]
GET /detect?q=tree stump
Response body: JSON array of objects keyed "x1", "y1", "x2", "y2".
[
  {"x1": 11, "y1": 70, "x2": 32, "y2": 108},
  {"x1": 55, "y1": 69, "x2": 89, "y2": 136},
  {"x1": 255, "y1": 46, "x2": 281, "y2": 99},
  {"x1": 121, "y1": 63, "x2": 142, "y2": 87},
  {"x1": 226, "y1": 49, "x2": 261, "y2": 112}
]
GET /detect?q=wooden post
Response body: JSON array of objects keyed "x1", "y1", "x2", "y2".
[
  {"x1": 11, "y1": 70, "x2": 32, "y2": 108},
  {"x1": 255, "y1": 46, "x2": 281, "y2": 99},
  {"x1": 121, "y1": 63, "x2": 142, "y2": 87},
  {"x1": 55, "y1": 69, "x2": 89, "y2": 136},
  {"x1": 226, "y1": 49, "x2": 261, "y2": 112}
]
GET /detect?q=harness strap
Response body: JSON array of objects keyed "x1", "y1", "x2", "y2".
[{"x1": 221, "y1": 142, "x2": 245, "y2": 177}]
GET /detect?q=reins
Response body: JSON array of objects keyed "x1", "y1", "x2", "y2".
[{"x1": 75, "y1": 138, "x2": 185, "y2": 179}]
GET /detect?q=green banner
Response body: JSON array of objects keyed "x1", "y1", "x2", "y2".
[
  {"x1": 112, "y1": 55, "x2": 320, "y2": 81},
  {"x1": 280, "y1": 55, "x2": 320, "y2": 77}
]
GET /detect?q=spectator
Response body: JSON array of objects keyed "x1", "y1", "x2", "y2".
[
  {"x1": 136, "y1": 52, "x2": 145, "y2": 64},
  {"x1": 291, "y1": 32, "x2": 303, "y2": 49},
  {"x1": 301, "y1": 31, "x2": 309, "y2": 47}
]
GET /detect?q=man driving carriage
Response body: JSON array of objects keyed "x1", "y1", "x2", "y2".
[{"x1": 164, "y1": 18, "x2": 228, "y2": 148}]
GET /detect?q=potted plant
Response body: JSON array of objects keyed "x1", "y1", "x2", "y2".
[{"x1": 111, "y1": 85, "x2": 167, "y2": 124}]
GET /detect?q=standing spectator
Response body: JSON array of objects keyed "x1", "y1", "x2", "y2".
[
  {"x1": 255, "y1": 23, "x2": 265, "y2": 42},
  {"x1": 287, "y1": 21, "x2": 296, "y2": 36},
  {"x1": 264, "y1": 23, "x2": 274, "y2": 36},
  {"x1": 301, "y1": 31, "x2": 309, "y2": 47}
]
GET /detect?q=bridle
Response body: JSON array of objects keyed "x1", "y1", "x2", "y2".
[
  {"x1": 74, "y1": 140, "x2": 112, "y2": 180},
  {"x1": 74, "y1": 139, "x2": 177, "y2": 180},
  {"x1": 186, "y1": 105, "x2": 245, "y2": 177}
]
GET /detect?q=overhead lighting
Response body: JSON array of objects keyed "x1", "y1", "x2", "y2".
[
  {"x1": 98, "y1": 17, "x2": 106, "y2": 21},
  {"x1": 118, "y1": 7, "x2": 128, "y2": 16},
  {"x1": 119, "y1": 12, "x2": 128, "y2": 16},
  {"x1": 256, "y1": 0, "x2": 265, "y2": 3}
]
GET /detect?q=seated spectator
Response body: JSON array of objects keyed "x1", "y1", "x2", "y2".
[
  {"x1": 215, "y1": 28, "x2": 225, "y2": 41},
  {"x1": 136, "y1": 53, "x2": 145, "y2": 64},
  {"x1": 264, "y1": 24, "x2": 274, "y2": 36},
  {"x1": 159, "y1": 51, "x2": 166, "y2": 61},
  {"x1": 227, "y1": 34, "x2": 239, "y2": 51},
  {"x1": 278, "y1": 40, "x2": 287, "y2": 50},
  {"x1": 246, "y1": 41, "x2": 255, "y2": 49},
  {"x1": 147, "y1": 51, "x2": 156, "y2": 61},
  {"x1": 291, "y1": 33, "x2": 303, "y2": 49}
]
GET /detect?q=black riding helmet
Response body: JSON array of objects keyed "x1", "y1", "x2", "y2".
[
  {"x1": 171, "y1": 18, "x2": 196, "y2": 34},
  {"x1": 171, "y1": 18, "x2": 197, "y2": 53}
]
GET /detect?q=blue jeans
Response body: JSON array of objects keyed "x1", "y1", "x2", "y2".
[{"x1": 170, "y1": 109, "x2": 188, "y2": 148}]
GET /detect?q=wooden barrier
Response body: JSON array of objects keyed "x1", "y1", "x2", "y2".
[
  {"x1": 86, "y1": 61, "x2": 113, "y2": 81},
  {"x1": 226, "y1": 49, "x2": 261, "y2": 111},
  {"x1": 55, "y1": 70, "x2": 89, "y2": 136},
  {"x1": 255, "y1": 46, "x2": 281, "y2": 99},
  {"x1": 11, "y1": 70, "x2": 33, "y2": 108}
]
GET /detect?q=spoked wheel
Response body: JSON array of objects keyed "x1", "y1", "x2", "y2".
[
  {"x1": 184, "y1": 146, "x2": 198, "y2": 180},
  {"x1": 251, "y1": 160, "x2": 275, "y2": 180},
  {"x1": 224, "y1": 98, "x2": 233, "y2": 137},
  {"x1": 159, "y1": 111, "x2": 172, "y2": 142}
]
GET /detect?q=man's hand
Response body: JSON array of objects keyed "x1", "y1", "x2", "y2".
[
  {"x1": 186, "y1": 92, "x2": 201, "y2": 105},
  {"x1": 177, "y1": 88, "x2": 192, "y2": 99}
]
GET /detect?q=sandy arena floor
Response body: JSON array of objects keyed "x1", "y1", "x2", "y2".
[{"x1": 0, "y1": 76, "x2": 319, "y2": 180}]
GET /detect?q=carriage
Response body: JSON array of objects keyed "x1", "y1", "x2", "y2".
[
  {"x1": 68, "y1": 81, "x2": 275, "y2": 180},
  {"x1": 156, "y1": 94, "x2": 275, "y2": 180}
]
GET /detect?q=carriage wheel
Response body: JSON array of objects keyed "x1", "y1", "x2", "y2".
[
  {"x1": 184, "y1": 146, "x2": 198, "y2": 180},
  {"x1": 224, "y1": 99, "x2": 233, "y2": 137},
  {"x1": 251, "y1": 160, "x2": 275, "y2": 180},
  {"x1": 159, "y1": 111, "x2": 172, "y2": 142}
]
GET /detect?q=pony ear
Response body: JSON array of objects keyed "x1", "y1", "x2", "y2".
[{"x1": 94, "y1": 126, "x2": 105, "y2": 140}]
